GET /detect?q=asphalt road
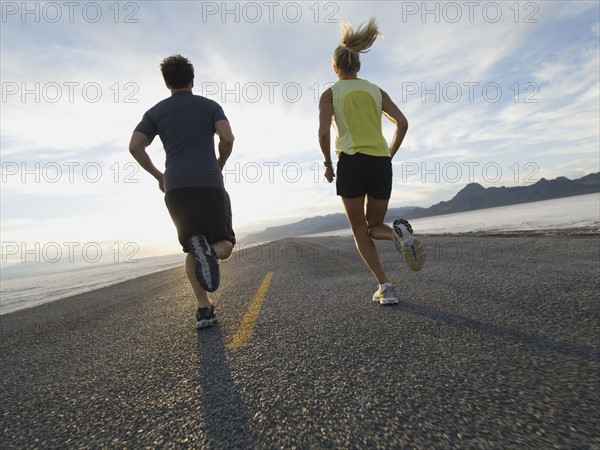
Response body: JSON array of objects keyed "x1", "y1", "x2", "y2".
[{"x1": 1, "y1": 234, "x2": 599, "y2": 449}]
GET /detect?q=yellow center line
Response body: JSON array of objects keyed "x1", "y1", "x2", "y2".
[{"x1": 227, "y1": 271, "x2": 274, "y2": 350}]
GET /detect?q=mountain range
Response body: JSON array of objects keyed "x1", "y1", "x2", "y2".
[{"x1": 241, "y1": 172, "x2": 599, "y2": 242}]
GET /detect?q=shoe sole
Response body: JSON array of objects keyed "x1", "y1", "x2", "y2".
[
  {"x1": 196, "y1": 318, "x2": 217, "y2": 329},
  {"x1": 188, "y1": 235, "x2": 220, "y2": 292},
  {"x1": 393, "y1": 219, "x2": 426, "y2": 272},
  {"x1": 377, "y1": 297, "x2": 399, "y2": 305},
  {"x1": 392, "y1": 219, "x2": 411, "y2": 252},
  {"x1": 403, "y1": 238, "x2": 426, "y2": 272},
  {"x1": 372, "y1": 294, "x2": 399, "y2": 305}
]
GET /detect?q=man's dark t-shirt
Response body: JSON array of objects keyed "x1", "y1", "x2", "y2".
[{"x1": 134, "y1": 91, "x2": 227, "y2": 192}]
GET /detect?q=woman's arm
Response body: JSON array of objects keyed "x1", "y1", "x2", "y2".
[
  {"x1": 381, "y1": 89, "x2": 408, "y2": 159},
  {"x1": 318, "y1": 88, "x2": 335, "y2": 183}
]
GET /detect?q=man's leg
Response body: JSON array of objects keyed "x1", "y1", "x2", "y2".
[
  {"x1": 212, "y1": 240, "x2": 234, "y2": 260},
  {"x1": 214, "y1": 189, "x2": 235, "y2": 261},
  {"x1": 185, "y1": 253, "x2": 210, "y2": 309},
  {"x1": 186, "y1": 237, "x2": 233, "y2": 310},
  {"x1": 188, "y1": 249, "x2": 218, "y2": 328},
  {"x1": 342, "y1": 196, "x2": 389, "y2": 285}
]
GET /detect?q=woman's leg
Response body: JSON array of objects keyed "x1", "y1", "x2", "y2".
[
  {"x1": 366, "y1": 195, "x2": 394, "y2": 241},
  {"x1": 342, "y1": 196, "x2": 389, "y2": 285}
]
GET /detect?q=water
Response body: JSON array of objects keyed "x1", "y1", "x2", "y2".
[
  {"x1": 1, "y1": 194, "x2": 598, "y2": 315},
  {"x1": 1, "y1": 254, "x2": 184, "y2": 315},
  {"x1": 410, "y1": 193, "x2": 599, "y2": 234},
  {"x1": 304, "y1": 193, "x2": 600, "y2": 237}
]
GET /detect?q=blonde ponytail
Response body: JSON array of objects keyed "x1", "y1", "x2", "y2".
[{"x1": 333, "y1": 18, "x2": 381, "y2": 74}]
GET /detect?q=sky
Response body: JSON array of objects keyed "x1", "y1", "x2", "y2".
[{"x1": 1, "y1": 0, "x2": 599, "y2": 266}]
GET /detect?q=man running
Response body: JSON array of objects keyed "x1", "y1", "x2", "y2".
[{"x1": 129, "y1": 54, "x2": 235, "y2": 328}]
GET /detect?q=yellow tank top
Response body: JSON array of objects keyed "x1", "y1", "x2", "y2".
[{"x1": 331, "y1": 79, "x2": 389, "y2": 157}]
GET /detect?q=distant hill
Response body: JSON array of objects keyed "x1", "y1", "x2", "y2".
[
  {"x1": 242, "y1": 207, "x2": 417, "y2": 243},
  {"x1": 406, "y1": 172, "x2": 599, "y2": 218},
  {"x1": 241, "y1": 173, "x2": 599, "y2": 242}
]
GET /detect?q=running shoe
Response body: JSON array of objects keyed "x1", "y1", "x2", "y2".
[
  {"x1": 188, "y1": 234, "x2": 220, "y2": 292},
  {"x1": 372, "y1": 283, "x2": 399, "y2": 305},
  {"x1": 196, "y1": 305, "x2": 217, "y2": 329},
  {"x1": 392, "y1": 219, "x2": 426, "y2": 272}
]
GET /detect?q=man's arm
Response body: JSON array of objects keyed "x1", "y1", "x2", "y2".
[
  {"x1": 381, "y1": 89, "x2": 408, "y2": 159},
  {"x1": 215, "y1": 120, "x2": 234, "y2": 171},
  {"x1": 318, "y1": 88, "x2": 335, "y2": 183},
  {"x1": 128, "y1": 131, "x2": 164, "y2": 192}
]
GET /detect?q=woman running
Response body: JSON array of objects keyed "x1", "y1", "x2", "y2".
[{"x1": 318, "y1": 18, "x2": 425, "y2": 305}]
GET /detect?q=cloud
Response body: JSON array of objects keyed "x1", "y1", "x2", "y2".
[{"x1": 1, "y1": 1, "x2": 599, "y2": 256}]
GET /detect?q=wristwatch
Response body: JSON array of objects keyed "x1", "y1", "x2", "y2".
[{"x1": 324, "y1": 161, "x2": 333, "y2": 168}]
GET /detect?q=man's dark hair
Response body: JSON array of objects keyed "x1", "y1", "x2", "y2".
[{"x1": 160, "y1": 54, "x2": 194, "y2": 89}]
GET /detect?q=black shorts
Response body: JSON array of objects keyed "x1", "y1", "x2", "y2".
[
  {"x1": 336, "y1": 152, "x2": 392, "y2": 200},
  {"x1": 164, "y1": 187, "x2": 236, "y2": 253}
]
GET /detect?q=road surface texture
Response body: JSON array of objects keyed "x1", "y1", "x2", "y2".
[{"x1": 1, "y1": 234, "x2": 599, "y2": 449}]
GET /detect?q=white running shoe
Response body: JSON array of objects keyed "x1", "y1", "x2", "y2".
[
  {"x1": 372, "y1": 283, "x2": 399, "y2": 305},
  {"x1": 392, "y1": 219, "x2": 426, "y2": 272}
]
